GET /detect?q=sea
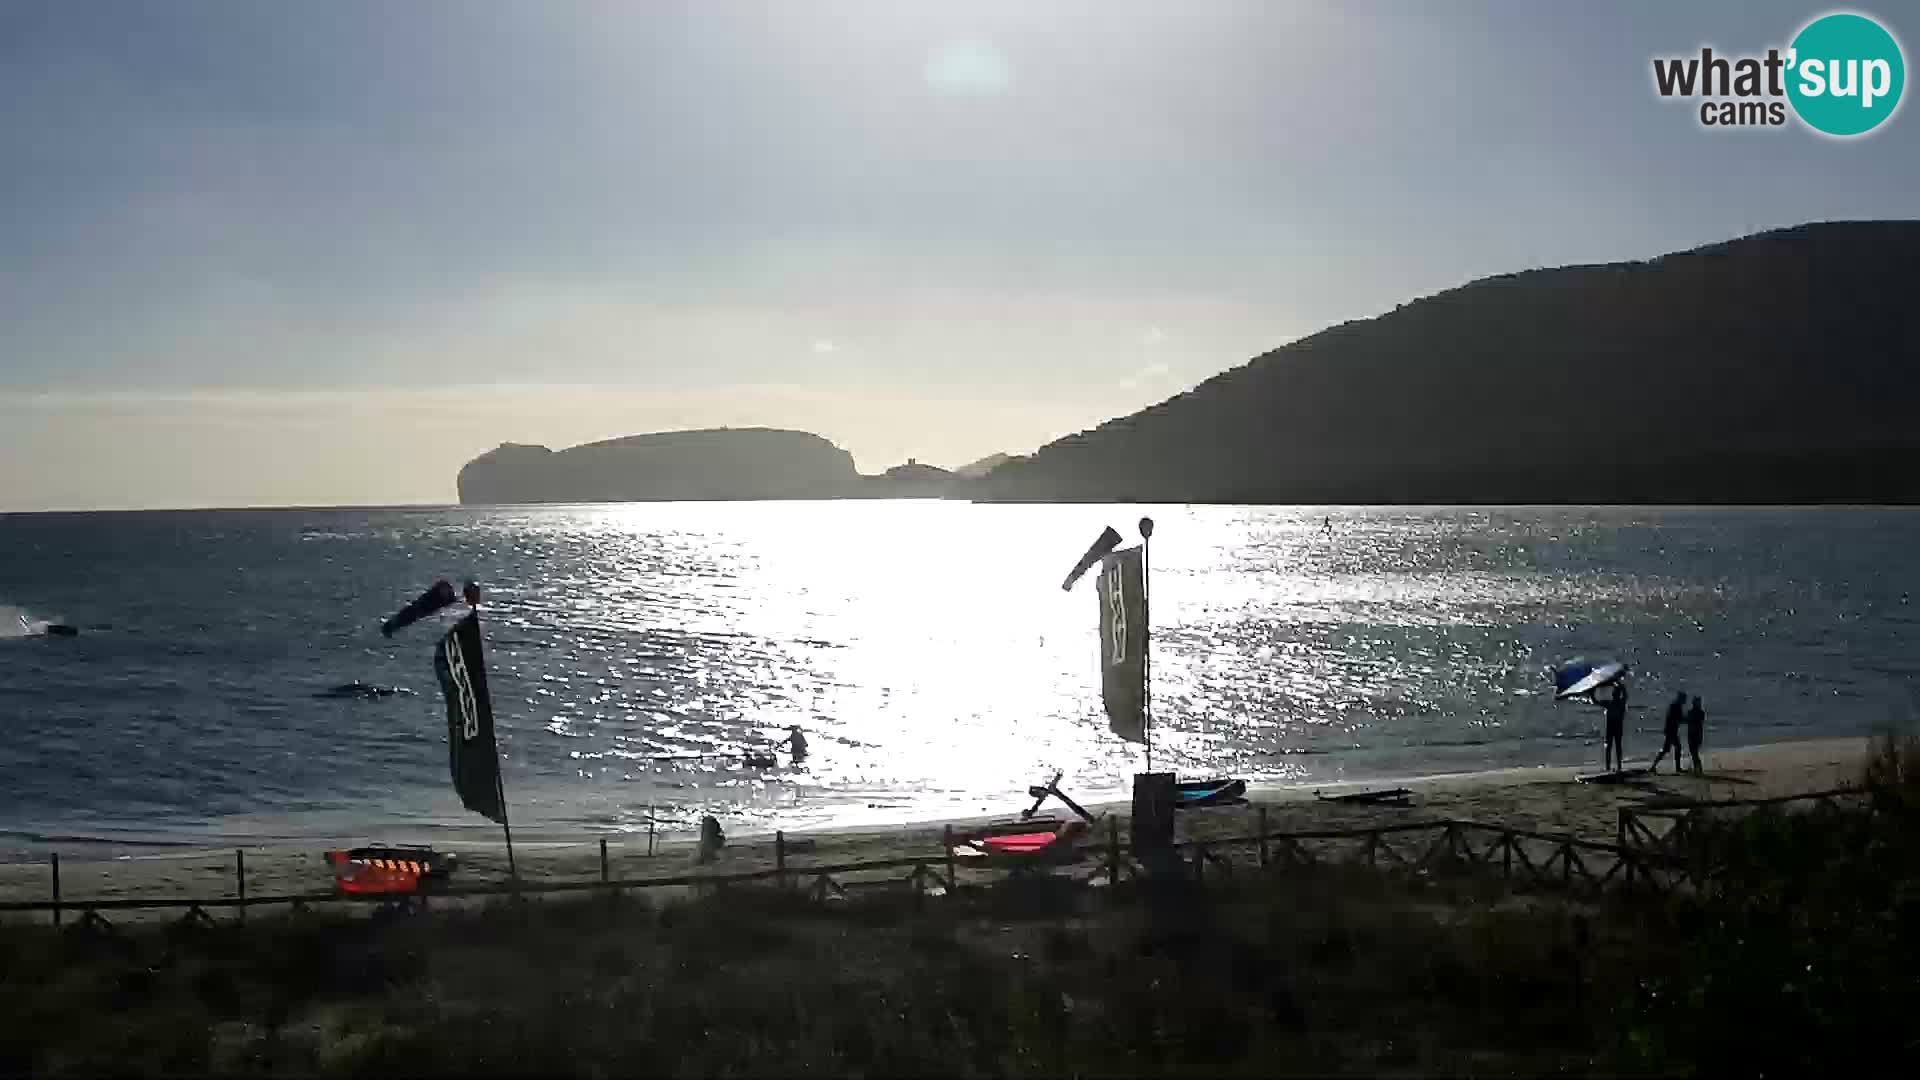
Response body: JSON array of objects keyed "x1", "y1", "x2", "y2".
[{"x1": 2, "y1": 503, "x2": 1917, "y2": 856}]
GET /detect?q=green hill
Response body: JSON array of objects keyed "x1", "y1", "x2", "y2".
[{"x1": 974, "y1": 221, "x2": 1920, "y2": 504}]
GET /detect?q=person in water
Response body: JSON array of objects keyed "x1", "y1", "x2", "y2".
[
  {"x1": 1602, "y1": 683, "x2": 1628, "y2": 772},
  {"x1": 1650, "y1": 691, "x2": 1688, "y2": 773},
  {"x1": 1687, "y1": 696, "x2": 1706, "y2": 776},
  {"x1": 775, "y1": 724, "x2": 809, "y2": 762}
]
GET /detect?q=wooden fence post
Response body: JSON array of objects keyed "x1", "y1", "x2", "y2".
[
  {"x1": 1620, "y1": 809, "x2": 1637, "y2": 887},
  {"x1": 1106, "y1": 818, "x2": 1119, "y2": 887},
  {"x1": 50, "y1": 853, "x2": 61, "y2": 929},
  {"x1": 647, "y1": 805, "x2": 656, "y2": 857},
  {"x1": 1257, "y1": 806, "x2": 1269, "y2": 868},
  {"x1": 776, "y1": 831, "x2": 788, "y2": 890},
  {"x1": 944, "y1": 826, "x2": 958, "y2": 894},
  {"x1": 236, "y1": 850, "x2": 246, "y2": 924},
  {"x1": 600, "y1": 837, "x2": 610, "y2": 885}
]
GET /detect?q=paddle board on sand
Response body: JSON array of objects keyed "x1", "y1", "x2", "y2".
[
  {"x1": 1576, "y1": 768, "x2": 1649, "y2": 785},
  {"x1": 1173, "y1": 778, "x2": 1248, "y2": 807},
  {"x1": 1315, "y1": 787, "x2": 1414, "y2": 805}
]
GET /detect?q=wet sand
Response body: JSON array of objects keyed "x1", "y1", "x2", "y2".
[{"x1": 0, "y1": 737, "x2": 1867, "y2": 920}]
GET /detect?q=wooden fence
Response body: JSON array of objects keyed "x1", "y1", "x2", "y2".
[
  {"x1": 1, "y1": 788, "x2": 1863, "y2": 934},
  {"x1": 1614, "y1": 786, "x2": 1864, "y2": 883}
]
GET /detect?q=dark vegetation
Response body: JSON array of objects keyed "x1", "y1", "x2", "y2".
[
  {"x1": 4, "y1": 738, "x2": 1915, "y2": 1076},
  {"x1": 1620, "y1": 730, "x2": 1920, "y2": 1074},
  {"x1": 1, "y1": 872, "x2": 1631, "y2": 1077},
  {"x1": 976, "y1": 221, "x2": 1920, "y2": 504}
]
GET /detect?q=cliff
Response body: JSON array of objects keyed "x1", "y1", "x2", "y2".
[{"x1": 456, "y1": 428, "x2": 861, "y2": 504}]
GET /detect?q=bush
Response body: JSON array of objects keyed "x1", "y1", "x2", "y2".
[
  {"x1": 1619, "y1": 789, "x2": 1920, "y2": 1075},
  {"x1": 1862, "y1": 727, "x2": 1920, "y2": 813}
]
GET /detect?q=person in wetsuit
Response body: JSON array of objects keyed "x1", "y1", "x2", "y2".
[
  {"x1": 1687, "y1": 696, "x2": 1706, "y2": 775},
  {"x1": 1650, "y1": 691, "x2": 1687, "y2": 773},
  {"x1": 1603, "y1": 683, "x2": 1628, "y2": 772}
]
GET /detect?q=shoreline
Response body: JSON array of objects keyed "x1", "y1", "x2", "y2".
[{"x1": 0, "y1": 735, "x2": 1869, "y2": 916}]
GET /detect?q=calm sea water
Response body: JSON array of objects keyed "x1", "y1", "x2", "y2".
[{"x1": 2, "y1": 503, "x2": 1917, "y2": 853}]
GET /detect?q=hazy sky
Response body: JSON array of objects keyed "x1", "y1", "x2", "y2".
[{"x1": 4, "y1": 1, "x2": 1916, "y2": 510}]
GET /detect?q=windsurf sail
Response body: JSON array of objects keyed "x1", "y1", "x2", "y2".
[
  {"x1": 952, "y1": 819, "x2": 1091, "y2": 862},
  {"x1": 1096, "y1": 545, "x2": 1149, "y2": 743},
  {"x1": 434, "y1": 611, "x2": 508, "y2": 824},
  {"x1": 323, "y1": 846, "x2": 455, "y2": 895},
  {"x1": 1553, "y1": 658, "x2": 1629, "y2": 700}
]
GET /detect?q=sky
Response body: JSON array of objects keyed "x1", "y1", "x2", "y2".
[{"x1": 3, "y1": 0, "x2": 1917, "y2": 511}]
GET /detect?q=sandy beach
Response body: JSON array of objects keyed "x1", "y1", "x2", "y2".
[{"x1": 0, "y1": 736, "x2": 1868, "y2": 919}]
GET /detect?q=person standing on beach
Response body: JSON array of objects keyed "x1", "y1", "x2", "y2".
[
  {"x1": 1687, "y1": 697, "x2": 1706, "y2": 775},
  {"x1": 1603, "y1": 683, "x2": 1628, "y2": 772},
  {"x1": 1651, "y1": 691, "x2": 1687, "y2": 773}
]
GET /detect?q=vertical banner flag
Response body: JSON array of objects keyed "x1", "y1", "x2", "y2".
[
  {"x1": 384, "y1": 579, "x2": 456, "y2": 637},
  {"x1": 1096, "y1": 544, "x2": 1148, "y2": 743},
  {"x1": 1061, "y1": 526, "x2": 1124, "y2": 591},
  {"x1": 433, "y1": 611, "x2": 508, "y2": 824}
]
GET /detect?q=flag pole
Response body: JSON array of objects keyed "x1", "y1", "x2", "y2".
[
  {"x1": 1139, "y1": 516, "x2": 1155, "y2": 775},
  {"x1": 467, "y1": 582, "x2": 517, "y2": 881},
  {"x1": 496, "y1": 767, "x2": 517, "y2": 881}
]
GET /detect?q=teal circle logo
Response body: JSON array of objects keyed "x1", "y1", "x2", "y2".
[{"x1": 1787, "y1": 12, "x2": 1905, "y2": 137}]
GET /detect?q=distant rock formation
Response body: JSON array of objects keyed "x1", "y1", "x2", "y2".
[
  {"x1": 867, "y1": 458, "x2": 954, "y2": 498},
  {"x1": 975, "y1": 221, "x2": 1920, "y2": 504},
  {"x1": 457, "y1": 428, "x2": 861, "y2": 504}
]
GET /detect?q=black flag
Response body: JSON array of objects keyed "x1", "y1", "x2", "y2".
[
  {"x1": 385, "y1": 579, "x2": 457, "y2": 637},
  {"x1": 1095, "y1": 545, "x2": 1148, "y2": 743},
  {"x1": 433, "y1": 611, "x2": 508, "y2": 824},
  {"x1": 1062, "y1": 526, "x2": 1124, "y2": 591}
]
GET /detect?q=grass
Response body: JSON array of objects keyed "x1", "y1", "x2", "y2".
[{"x1": 2, "y1": 867, "x2": 1635, "y2": 1077}]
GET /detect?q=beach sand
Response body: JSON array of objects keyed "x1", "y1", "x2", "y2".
[{"x1": 0, "y1": 737, "x2": 1867, "y2": 921}]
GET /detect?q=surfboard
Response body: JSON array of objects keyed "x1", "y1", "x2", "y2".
[
  {"x1": 1576, "y1": 768, "x2": 1648, "y2": 785},
  {"x1": 1315, "y1": 787, "x2": 1414, "y2": 805}
]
